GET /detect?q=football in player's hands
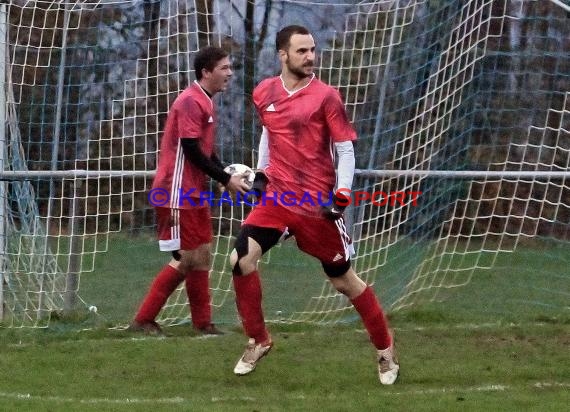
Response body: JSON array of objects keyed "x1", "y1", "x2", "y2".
[{"x1": 223, "y1": 163, "x2": 255, "y2": 188}]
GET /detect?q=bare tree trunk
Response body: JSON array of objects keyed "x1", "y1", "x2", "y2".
[{"x1": 241, "y1": 0, "x2": 256, "y2": 165}]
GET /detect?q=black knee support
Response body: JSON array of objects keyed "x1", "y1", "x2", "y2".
[
  {"x1": 232, "y1": 225, "x2": 283, "y2": 275},
  {"x1": 321, "y1": 259, "x2": 351, "y2": 278}
]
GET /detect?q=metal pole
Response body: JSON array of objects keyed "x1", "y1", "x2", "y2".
[
  {"x1": 549, "y1": 0, "x2": 570, "y2": 13},
  {"x1": 43, "y1": 1, "x2": 72, "y2": 316},
  {"x1": 0, "y1": 3, "x2": 7, "y2": 320},
  {"x1": 65, "y1": 178, "x2": 82, "y2": 313},
  {"x1": 0, "y1": 168, "x2": 569, "y2": 180}
]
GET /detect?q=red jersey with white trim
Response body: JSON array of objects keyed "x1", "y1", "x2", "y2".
[
  {"x1": 253, "y1": 75, "x2": 357, "y2": 215},
  {"x1": 152, "y1": 81, "x2": 216, "y2": 209}
]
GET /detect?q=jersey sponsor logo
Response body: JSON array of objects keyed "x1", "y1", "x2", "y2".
[
  {"x1": 208, "y1": 116, "x2": 214, "y2": 123},
  {"x1": 265, "y1": 103, "x2": 276, "y2": 112}
]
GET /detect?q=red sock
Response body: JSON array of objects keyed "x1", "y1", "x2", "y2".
[
  {"x1": 351, "y1": 286, "x2": 391, "y2": 349},
  {"x1": 232, "y1": 271, "x2": 269, "y2": 343},
  {"x1": 134, "y1": 264, "x2": 183, "y2": 323},
  {"x1": 185, "y1": 270, "x2": 211, "y2": 329}
]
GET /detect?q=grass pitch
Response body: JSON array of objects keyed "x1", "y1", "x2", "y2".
[
  {"x1": 0, "y1": 233, "x2": 568, "y2": 411},
  {"x1": 0, "y1": 319, "x2": 568, "y2": 411}
]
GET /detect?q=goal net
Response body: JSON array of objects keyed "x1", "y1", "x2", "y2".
[{"x1": 1, "y1": 0, "x2": 568, "y2": 328}]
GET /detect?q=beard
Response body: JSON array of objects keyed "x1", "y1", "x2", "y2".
[{"x1": 285, "y1": 57, "x2": 314, "y2": 79}]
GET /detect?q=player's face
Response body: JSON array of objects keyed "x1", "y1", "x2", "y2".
[
  {"x1": 283, "y1": 34, "x2": 316, "y2": 79},
  {"x1": 204, "y1": 57, "x2": 233, "y2": 94}
]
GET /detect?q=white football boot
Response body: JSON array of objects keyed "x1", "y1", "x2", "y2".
[
  {"x1": 377, "y1": 341, "x2": 399, "y2": 385},
  {"x1": 234, "y1": 337, "x2": 273, "y2": 375}
]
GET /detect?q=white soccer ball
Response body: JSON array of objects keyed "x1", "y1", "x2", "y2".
[
  {"x1": 88, "y1": 305, "x2": 98, "y2": 313},
  {"x1": 224, "y1": 163, "x2": 255, "y2": 188}
]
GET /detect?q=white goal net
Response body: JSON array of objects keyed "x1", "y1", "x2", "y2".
[{"x1": 1, "y1": 0, "x2": 568, "y2": 328}]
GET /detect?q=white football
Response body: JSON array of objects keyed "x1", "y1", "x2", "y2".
[{"x1": 224, "y1": 163, "x2": 255, "y2": 187}]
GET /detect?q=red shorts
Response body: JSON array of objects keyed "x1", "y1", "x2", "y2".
[
  {"x1": 243, "y1": 203, "x2": 353, "y2": 265},
  {"x1": 155, "y1": 207, "x2": 212, "y2": 251}
]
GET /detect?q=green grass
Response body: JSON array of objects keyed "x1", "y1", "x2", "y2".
[
  {"x1": 0, "y1": 233, "x2": 568, "y2": 410},
  {"x1": 73, "y1": 233, "x2": 570, "y2": 327},
  {"x1": 0, "y1": 321, "x2": 568, "y2": 411}
]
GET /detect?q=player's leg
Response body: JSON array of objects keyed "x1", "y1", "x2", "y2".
[
  {"x1": 129, "y1": 257, "x2": 184, "y2": 334},
  {"x1": 131, "y1": 207, "x2": 215, "y2": 334},
  {"x1": 230, "y1": 217, "x2": 285, "y2": 375},
  {"x1": 174, "y1": 244, "x2": 220, "y2": 334},
  {"x1": 231, "y1": 225, "x2": 281, "y2": 342},
  {"x1": 326, "y1": 266, "x2": 399, "y2": 384},
  {"x1": 294, "y1": 214, "x2": 399, "y2": 384},
  {"x1": 171, "y1": 206, "x2": 221, "y2": 334},
  {"x1": 129, "y1": 207, "x2": 187, "y2": 333}
]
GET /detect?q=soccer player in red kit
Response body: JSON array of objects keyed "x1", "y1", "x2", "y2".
[
  {"x1": 130, "y1": 46, "x2": 250, "y2": 335},
  {"x1": 230, "y1": 26, "x2": 399, "y2": 384}
]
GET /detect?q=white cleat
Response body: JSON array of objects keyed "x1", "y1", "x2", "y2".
[
  {"x1": 377, "y1": 342, "x2": 399, "y2": 385},
  {"x1": 234, "y1": 337, "x2": 273, "y2": 376}
]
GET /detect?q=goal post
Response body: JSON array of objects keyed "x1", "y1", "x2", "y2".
[
  {"x1": 0, "y1": 1, "x2": 6, "y2": 321},
  {"x1": 1, "y1": 0, "x2": 569, "y2": 328}
]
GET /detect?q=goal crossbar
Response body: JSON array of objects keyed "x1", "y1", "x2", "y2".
[{"x1": 1, "y1": 170, "x2": 568, "y2": 180}]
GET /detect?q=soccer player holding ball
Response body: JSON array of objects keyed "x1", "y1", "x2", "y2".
[
  {"x1": 130, "y1": 46, "x2": 250, "y2": 335},
  {"x1": 230, "y1": 25, "x2": 399, "y2": 384}
]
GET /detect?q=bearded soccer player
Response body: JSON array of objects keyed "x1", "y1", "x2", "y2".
[
  {"x1": 229, "y1": 25, "x2": 399, "y2": 384},
  {"x1": 130, "y1": 46, "x2": 250, "y2": 335}
]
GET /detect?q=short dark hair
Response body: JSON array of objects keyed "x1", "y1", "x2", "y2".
[
  {"x1": 275, "y1": 25, "x2": 311, "y2": 52},
  {"x1": 194, "y1": 46, "x2": 229, "y2": 80}
]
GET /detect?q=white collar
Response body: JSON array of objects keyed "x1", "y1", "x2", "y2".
[{"x1": 279, "y1": 73, "x2": 315, "y2": 96}]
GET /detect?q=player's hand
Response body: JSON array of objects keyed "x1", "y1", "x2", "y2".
[
  {"x1": 321, "y1": 192, "x2": 350, "y2": 220},
  {"x1": 225, "y1": 174, "x2": 251, "y2": 195},
  {"x1": 251, "y1": 170, "x2": 269, "y2": 199},
  {"x1": 240, "y1": 170, "x2": 269, "y2": 204}
]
